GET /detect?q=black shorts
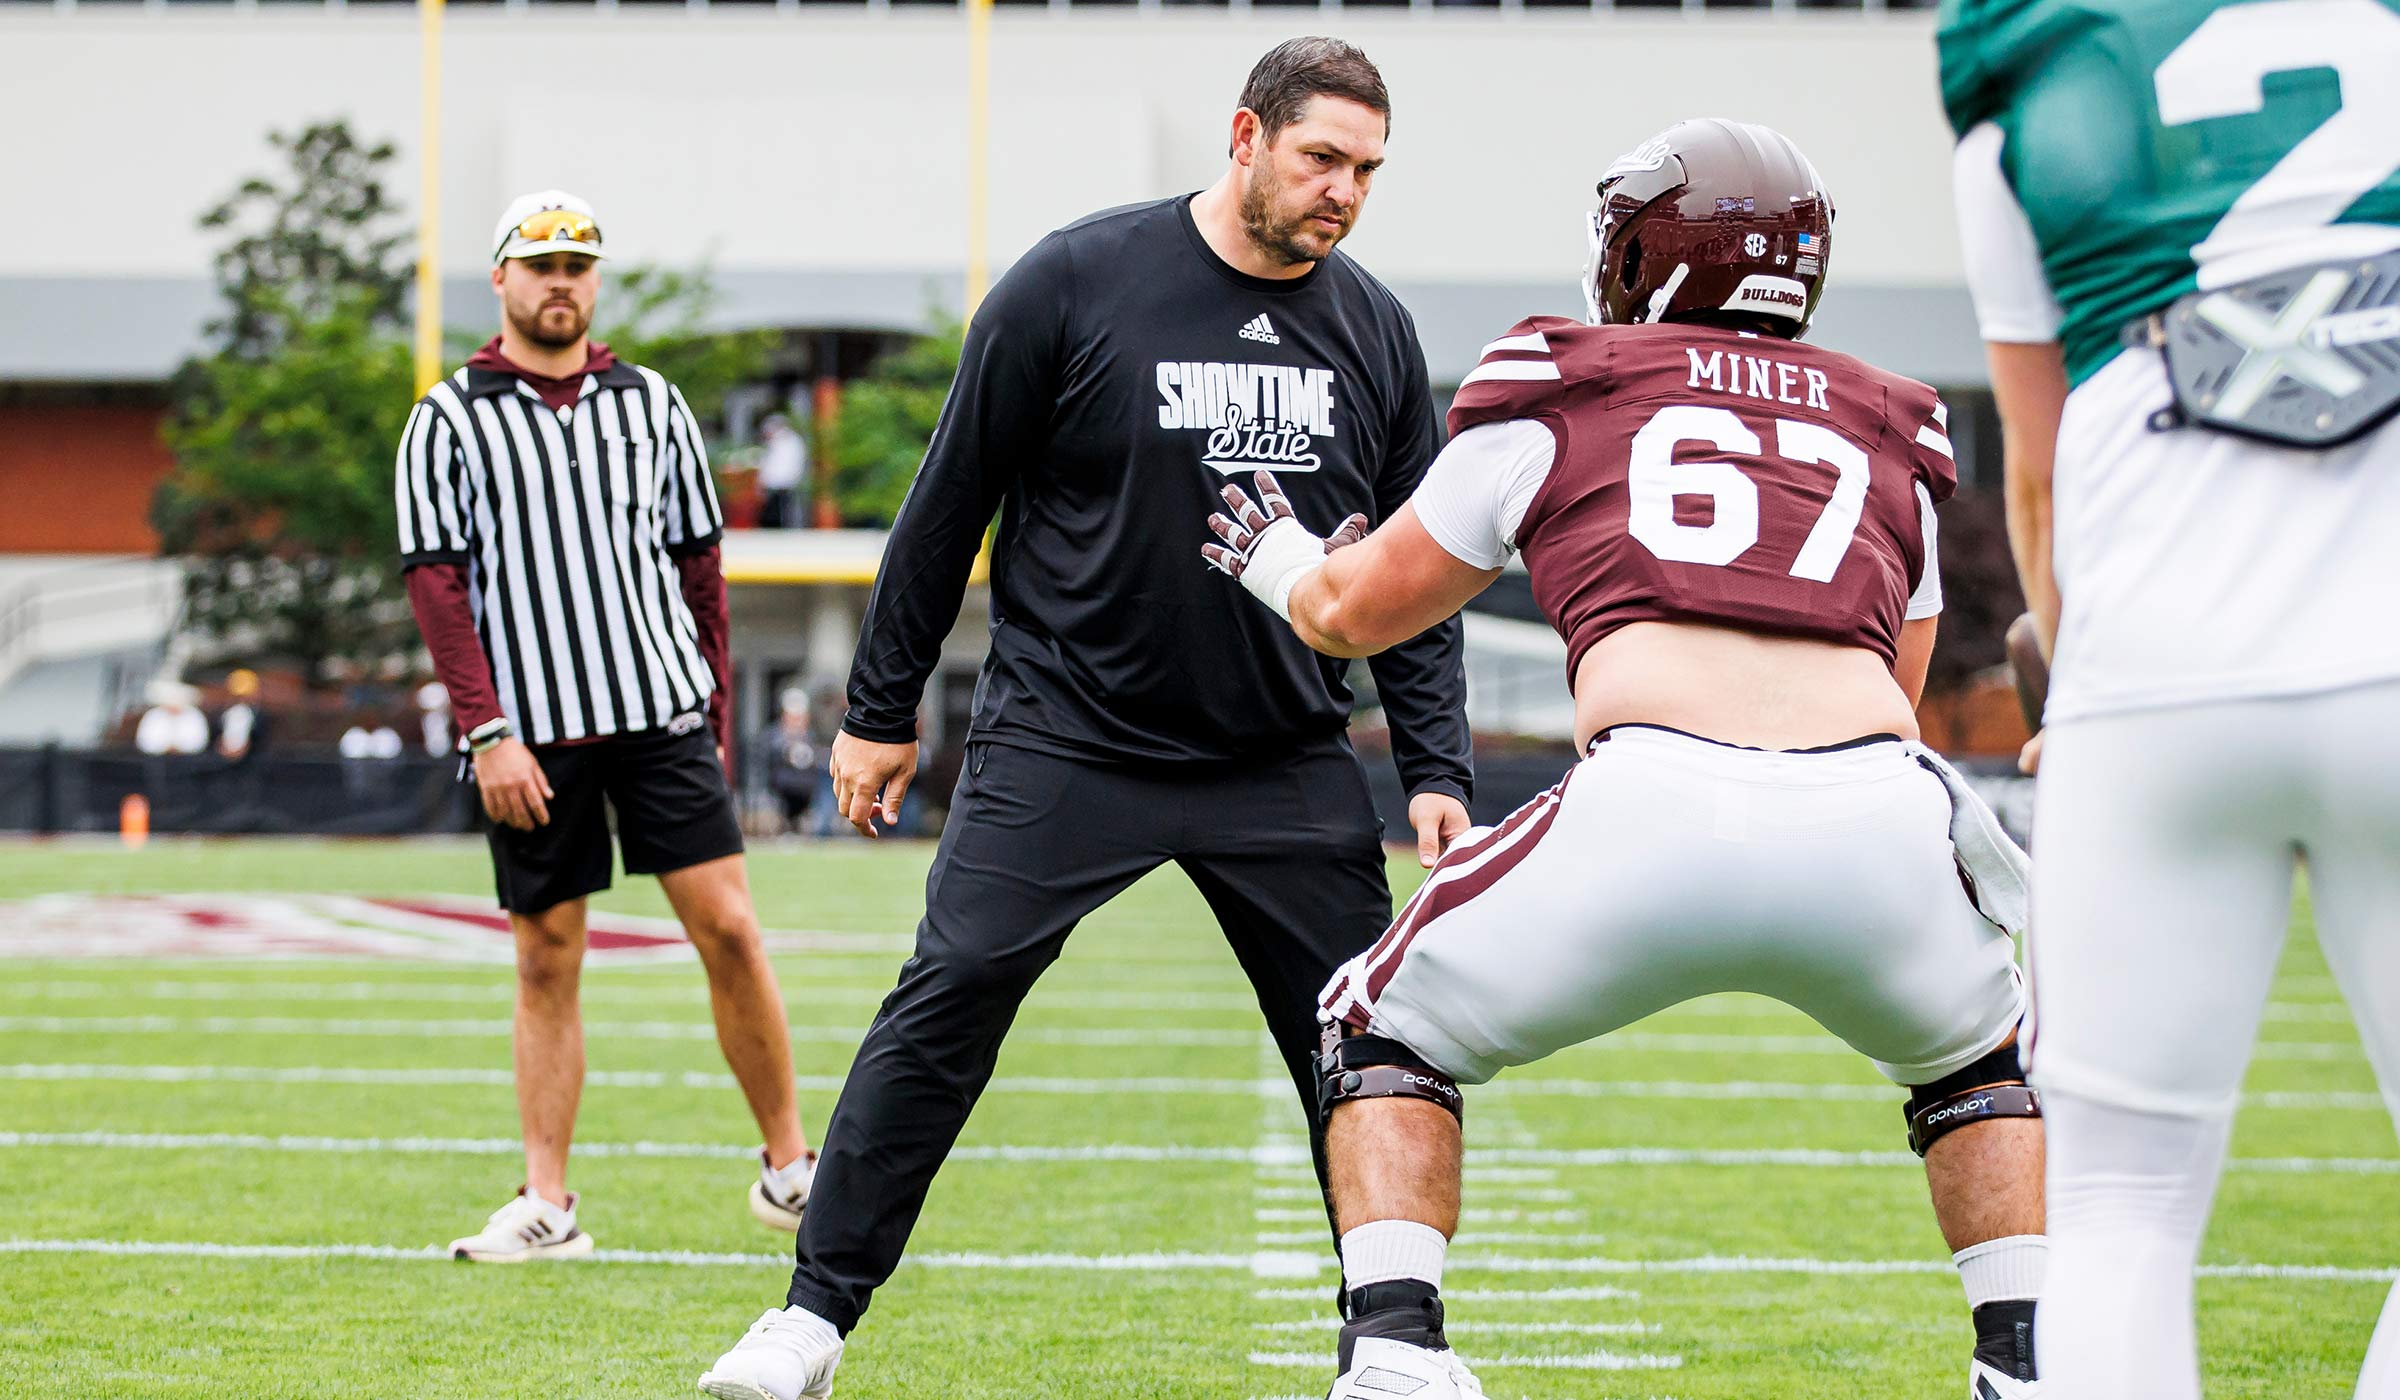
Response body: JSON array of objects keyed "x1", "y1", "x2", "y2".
[{"x1": 487, "y1": 720, "x2": 744, "y2": 914}]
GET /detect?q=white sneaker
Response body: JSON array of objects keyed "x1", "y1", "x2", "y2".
[
  {"x1": 1971, "y1": 1359, "x2": 2043, "y2": 1398},
  {"x1": 697, "y1": 1306, "x2": 844, "y2": 1400},
  {"x1": 749, "y1": 1150, "x2": 816, "y2": 1233},
  {"x1": 447, "y1": 1187, "x2": 594, "y2": 1263},
  {"x1": 1330, "y1": 1336, "x2": 1486, "y2": 1400}
]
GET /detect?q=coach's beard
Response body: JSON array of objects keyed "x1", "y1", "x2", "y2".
[
  {"x1": 512, "y1": 300, "x2": 591, "y2": 350},
  {"x1": 1240, "y1": 176, "x2": 1348, "y2": 268}
]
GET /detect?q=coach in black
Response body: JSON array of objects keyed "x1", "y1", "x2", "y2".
[
  {"x1": 397, "y1": 191, "x2": 817, "y2": 1265},
  {"x1": 698, "y1": 38, "x2": 1471, "y2": 1399}
]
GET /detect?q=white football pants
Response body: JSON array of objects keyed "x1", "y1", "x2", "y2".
[
  {"x1": 1320, "y1": 725, "x2": 2026, "y2": 1088},
  {"x1": 2027, "y1": 680, "x2": 2400, "y2": 1400}
]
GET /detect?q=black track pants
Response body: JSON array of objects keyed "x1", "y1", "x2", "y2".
[{"x1": 784, "y1": 737, "x2": 1393, "y2": 1331}]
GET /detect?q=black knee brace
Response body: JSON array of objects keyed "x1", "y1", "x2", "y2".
[
  {"x1": 1317, "y1": 1022, "x2": 1464, "y2": 1125},
  {"x1": 1905, "y1": 1041, "x2": 2042, "y2": 1156}
]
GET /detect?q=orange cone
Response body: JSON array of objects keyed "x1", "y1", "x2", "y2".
[{"x1": 120, "y1": 793, "x2": 150, "y2": 849}]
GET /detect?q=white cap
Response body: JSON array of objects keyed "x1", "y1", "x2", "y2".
[{"x1": 491, "y1": 189, "x2": 606, "y2": 263}]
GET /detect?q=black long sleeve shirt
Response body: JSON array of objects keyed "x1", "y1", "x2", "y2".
[{"x1": 844, "y1": 195, "x2": 1472, "y2": 802}]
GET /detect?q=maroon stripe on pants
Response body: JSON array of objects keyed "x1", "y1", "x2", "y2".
[
  {"x1": 1364, "y1": 770, "x2": 1574, "y2": 1002},
  {"x1": 1344, "y1": 800, "x2": 1529, "y2": 1000}
]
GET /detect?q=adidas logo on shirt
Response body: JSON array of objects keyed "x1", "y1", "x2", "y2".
[{"x1": 1237, "y1": 313, "x2": 1280, "y2": 346}]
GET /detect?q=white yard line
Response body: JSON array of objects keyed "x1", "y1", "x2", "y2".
[
  {"x1": 1249, "y1": 1349, "x2": 1683, "y2": 1371},
  {"x1": 1258, "y1": 1231, "x2": 1616, "y2": 1248},
  {"x1": 1253, "y1": 1286, "x2": 1642, "y2": 1303},
  {"x1": 1254, "y1": 1208, "x2": 1584, "y2": 1225},
  {"x1": 11, "y1": 979, "x2": 2346, "y2": 1034},
  {"x1": 1254, "y1": 1186, "x2": 1577, "y2": 1203},
  {"x1": 0, "y1": 1014, "x2": 1253, "y2": 1049},
  {"x1": 4, "y1": 1061, "x2": 2387, "y2": 1113},
  {"x1": 4, "y1": 1237, "x2": 2387, "y2": 1284},
  {"x1": 0, "y1": 1004, "x2": 2363, "y2": 1059},
  {"x1": 1256, "y1": 1319, "x2": 1662, "y2": 1336},
  {"x1": 0, "y1": 979, "x2": 1267, "y2": 1014}
]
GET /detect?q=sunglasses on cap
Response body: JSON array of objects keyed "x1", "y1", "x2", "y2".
[{"x1": 497, "y1": 211, "x2": 603, "y2": 259}]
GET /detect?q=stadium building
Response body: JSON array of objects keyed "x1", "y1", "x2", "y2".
[{"x1": 0, "y1": 2, "x2": 2008, "y2": 820}]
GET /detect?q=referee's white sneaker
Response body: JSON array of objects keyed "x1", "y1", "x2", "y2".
[
  {"x1": 447, "y1": 1187, "x2": 594, "y2": 1262},
  {"x1": 697, "y1": 1306, "x2": 844, "y2": 1400},
  {"x1": 749, "y1": 1149, "x2": 816, "y2": 1233}
]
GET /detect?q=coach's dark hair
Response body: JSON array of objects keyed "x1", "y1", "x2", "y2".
[{"x1": 1234, "y1": 37, "x2": 1390, "y2": 152}]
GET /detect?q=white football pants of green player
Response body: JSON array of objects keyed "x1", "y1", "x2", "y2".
[
  {"x1": 1960, "y1": 32, "x2": 2400, "y2": 1389},
  {"x1": 2027, "y1": 683, "x2": 2400, "y2": 1400},
  {"x1": 1319, "y1": 726, "x2": 2046, "y2": 1398}
]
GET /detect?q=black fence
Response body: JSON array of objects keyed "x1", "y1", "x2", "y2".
[
  {"x1": 0, "y1": 746, "x2": 475, "y2": 836},
  {"x1": 0, "y1": 739, "x2": 2030, "y2": 847},
  {"x1": 0, "y1": 739, "x2": 1593, "y2": 839}
]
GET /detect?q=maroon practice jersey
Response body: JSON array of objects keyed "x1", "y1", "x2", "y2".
[{"x1": 1449, "y1": 316, "x2": 1956, "y2": 675}]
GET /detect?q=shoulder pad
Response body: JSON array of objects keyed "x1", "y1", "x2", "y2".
[
  {"x1": 1448, "y1": 316, "x2": 1585, "y2": 437},
  {"x1": 1937, "y1": 0, "x2": 2092, "y2": 136},
  {"x1": 1881, "y1": 371, "x2": 1960, "y2": 504}
]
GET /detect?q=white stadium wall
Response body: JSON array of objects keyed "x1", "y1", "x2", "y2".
[{"x1": 0, "y1": 10, "x2": 1981, "y2": 383}]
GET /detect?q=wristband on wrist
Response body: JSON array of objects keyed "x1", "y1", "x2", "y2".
[{"x1": 466, "y1": 718, "x2": 514, "y2": 755}]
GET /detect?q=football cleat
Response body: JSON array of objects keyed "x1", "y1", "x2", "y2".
[
  {"x1": 447, "y1": 1186, "x2": 594, "y2": 1263},
  {"x1": 697, "y1": 1307, "x2": 844, "y2": 1400},
  {"x1": 1971, "y1": 1358, "x2": 2044, "y2": 1399},
  {"x1": 749, "y1": 1149, "x2": 816, "y2": 1233},
  {"x1": 1329, "y1": 1335, "x2": 1486, "y2": 1400}
]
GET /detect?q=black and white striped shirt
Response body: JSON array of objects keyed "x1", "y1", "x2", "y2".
[{"x1": 395, "y1": 360, "x2": 724, "y2": 746}]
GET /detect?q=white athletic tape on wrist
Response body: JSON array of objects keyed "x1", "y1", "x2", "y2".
[{"x1": 1240, "y1": 516, "x2": 1328, "y2": 621}]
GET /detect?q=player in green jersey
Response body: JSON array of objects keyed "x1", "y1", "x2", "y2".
[{"x1": 1941, "y1": 0, "x2": 2400, "y2": 1397}]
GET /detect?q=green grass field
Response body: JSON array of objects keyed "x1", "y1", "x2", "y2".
[{"x1": 0, "y1": 836, "x2": 2390, "y2": 1398}]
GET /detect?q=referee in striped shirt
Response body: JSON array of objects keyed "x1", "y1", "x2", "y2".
[{"x1": 396, "y1": 190, "x2": 817, "y2": 1262}]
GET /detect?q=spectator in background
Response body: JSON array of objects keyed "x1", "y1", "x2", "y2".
[
  {"x1": 755, "y1": 413, "x2": 808, "y2": 528},
  {"x1": 417, "y1": 681, "x2": 454, "y2": 757},
  {"x1": 755, "y1": 688, "x2": 820, "y2": 834},
  {"x1": 216, "y1": 669, "x2": 267, "y2": 762},
  {"x1": 339, "y1": 720, "x2": 405, "y2": 761},
  {"x1": 806, "y1": 683, "x2": 846, "y2": 836},
  {"x1": 134, "y1": 682, "x2": 208, "y2": 756},
  {"x1": 339, "y1": 718, "x2": 406, "y2": 806}
]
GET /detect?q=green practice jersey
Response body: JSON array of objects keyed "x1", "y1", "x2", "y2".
[{"x1": 1939, "y1": 0, "x2": 2400, "y2": 384}]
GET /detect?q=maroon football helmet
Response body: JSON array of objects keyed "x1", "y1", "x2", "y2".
[{"x1": 1583, "y1": 119, "x2": 1835, "y2": 338}]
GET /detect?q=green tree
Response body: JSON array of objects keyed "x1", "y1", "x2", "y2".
[
  {"x1": 197, "y1": 122, "x2": 412, "y2": 360},
  {"x1": 597, "y1": 264, "x2": 775, "y2": 431},
  {"x1": 158, "y1": 122, "x2": 418, "y2": 683},
  {"x1": 831, "y1": 315, "x2": 965, "y2": 526}
]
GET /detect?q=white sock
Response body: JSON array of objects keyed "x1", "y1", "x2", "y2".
[
  {"x1": 765, "y1": 1150, "x2": 816, "y2": 1195},
  {"x1": 775, "y1": 1306, "x2": 841, "y2": 1350},
  {"x1": 1955, "y1": 1234, "x2": 2048, "y2": 1308},
  {"x1": 1340, "y1": 1220, "x2": 1449, "y2": 1292}
]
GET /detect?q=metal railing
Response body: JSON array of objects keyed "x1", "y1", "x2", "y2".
[{"x1": 0, "y1": 563, "x2": 183, "y2": 696}]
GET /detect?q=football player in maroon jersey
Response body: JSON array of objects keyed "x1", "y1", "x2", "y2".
[{"x1": 1204, "y1": 119, "x2": 2047, "y2": 1400}]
